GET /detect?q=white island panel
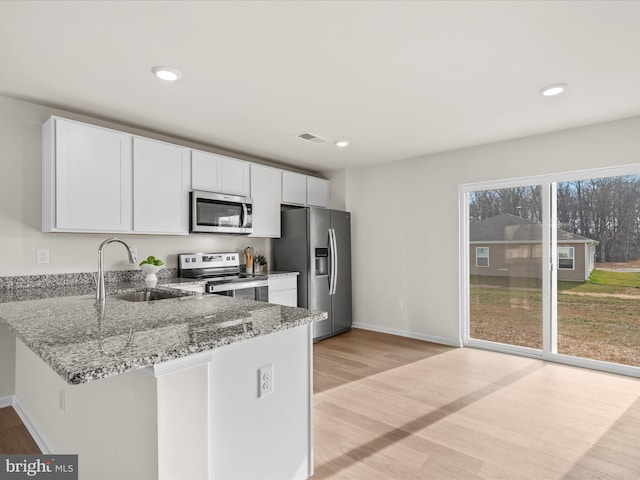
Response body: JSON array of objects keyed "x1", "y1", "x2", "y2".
[
  {"x1": 15, "y1": 339, "x2": 159, "y2": 479},
  {"x1": 209, "y1": 323, "x2": 312, "y2": 480}
]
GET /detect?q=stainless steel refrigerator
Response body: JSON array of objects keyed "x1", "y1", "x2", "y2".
[{"x1": 273, "y1": 208, "x2": 352, "y2": 341}]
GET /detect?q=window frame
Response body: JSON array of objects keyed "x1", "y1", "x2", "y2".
[{"x1": 459, "y1": 163, "x2": 640, "y2": 379}]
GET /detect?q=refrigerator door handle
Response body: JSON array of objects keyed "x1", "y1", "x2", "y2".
[
  {"x1": 328, "y1": 229, "x2": 334, "y2": 295},
  {"x1": 329, "y1": 228, "x2": 338, "y2": 295}
]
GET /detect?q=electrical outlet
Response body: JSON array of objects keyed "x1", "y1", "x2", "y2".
[
  {"x1": 37, "y1": 249, "x2": 50, "y2": 264},
  {"x1": 397, "y1": 299, "x2": 405, "y2": 310},
  {"x1": 259, "y1": 365, "x2": 274, "y2": 397}
]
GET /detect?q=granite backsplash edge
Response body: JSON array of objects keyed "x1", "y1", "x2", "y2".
[{"x1": 0, "y1": 268, "x2": 179, "y2": 290}]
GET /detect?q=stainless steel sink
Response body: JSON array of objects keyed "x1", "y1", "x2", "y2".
[{"x1": 112, "y1": 290, "x2": 185, "y2": 302}]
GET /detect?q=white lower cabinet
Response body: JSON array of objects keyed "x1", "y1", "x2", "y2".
[
  {"x1": 268, "y1": 275, "x2": 298, "y2": 307},
  {"x1": 133, "y1": 138, "x2": 190, "y2": 234}
]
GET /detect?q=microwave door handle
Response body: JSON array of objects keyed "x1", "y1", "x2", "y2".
[{"x1": 241, "y1": 203, "x2": 248, "y2": 228}]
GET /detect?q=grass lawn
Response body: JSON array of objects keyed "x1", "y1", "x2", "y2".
[
  {"x1": 470, "y1": 272, "x2": 640, "y2": 366},
  {"x1": 588, "y1": 269, "x2": 640, "y2": 288}
]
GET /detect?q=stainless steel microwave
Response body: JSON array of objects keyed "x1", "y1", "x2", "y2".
[{"x1": 190, "y1": 190, "x2": 253, "y2": 234}]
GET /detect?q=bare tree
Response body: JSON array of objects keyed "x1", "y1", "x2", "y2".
[{"x1": 470, "y1": 175, "x2": 640, "y2": 263}]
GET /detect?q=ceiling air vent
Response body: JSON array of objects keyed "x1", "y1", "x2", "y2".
[{"x1": 296, "y1": 132, "x2": 328, "y2": 144}]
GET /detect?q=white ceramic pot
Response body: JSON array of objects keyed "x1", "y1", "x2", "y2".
[{"x1": 140, "y1": 264, "x2": 163, "y2": 282}]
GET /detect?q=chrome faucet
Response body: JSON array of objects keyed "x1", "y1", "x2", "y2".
[{"x1": 96, "y1": 237, "x2": 137, "y2": 304}]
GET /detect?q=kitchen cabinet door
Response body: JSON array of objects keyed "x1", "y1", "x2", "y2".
[
  {"x1": 306, "y1": 176, "x2": 329, "y2": 208},
  {"x1": 133, "y1": 137, "x2": 190, "y2": 234},
  {"x1": 192, "y1": 150, "x2": 250, "y2": 196},
  {"x1": 268, "y1": 276, "x2": 298, "y2": 307},
  {"x1": 191, "y1": 150, "x2": 221, "y2": 192},
  {"x1": 43, "y1": 117, "x2": 133, "y2": 232},
  {"x1": 250, "y1": 164, "x2": 282, "y2": 238},
  {"x1": 221, "y1": 156, "x2": 250, "y2": 197},
  {"x1": 282, "y1": 171, "x2": 307, "y2": 205}
]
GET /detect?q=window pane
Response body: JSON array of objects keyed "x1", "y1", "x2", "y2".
[
  {"x1": 469, "y1": 186, "x2": 543, "y2": 349},
  {"x1": 556, "y1": 175, "x2": 640, "y2": 366},
  {"x1": 476, "y1": 247, "x2": 489, "y2": 267},
  {"x1": 558, "y1": 247, "x2": 574, "y2": 269}
]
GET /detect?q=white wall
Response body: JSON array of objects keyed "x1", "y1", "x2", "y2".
[
  {"x1": 345, "y1": 116, "x2": 640, "y2": 345},
  {"x1": 0, "y1": 94, "x2": 271, "y2": 276},
  {"x1": 321, "y1": 168, "x2": 346, "y2": 211}
]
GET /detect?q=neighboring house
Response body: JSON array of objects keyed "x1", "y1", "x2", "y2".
[{"x1": 470, "y1": 214, "x2": 598, "y2": 282}]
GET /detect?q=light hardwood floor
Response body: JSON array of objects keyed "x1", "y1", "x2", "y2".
[
  {"x1": 2, "y1": 329, "x2": 639, "y2": 480},
  {"x1": 313, "y1": 329, "x2": 640, "y2": 479}
]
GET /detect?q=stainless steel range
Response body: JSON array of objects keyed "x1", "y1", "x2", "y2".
[{"x1": 178, "y1": 252, "x2": 268, "y2": 301}]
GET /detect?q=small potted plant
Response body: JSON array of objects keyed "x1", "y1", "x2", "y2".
[
  {"x1": 139, "y1": 255, "x2": 164, "y2": 281},
  {"x1": 254, "y1": 254, "x2": 267, "y2": 274}
]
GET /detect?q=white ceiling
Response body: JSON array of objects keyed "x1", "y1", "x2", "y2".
[{"x1": 2, "y1": 1, "x2": 640, "y2": 172}]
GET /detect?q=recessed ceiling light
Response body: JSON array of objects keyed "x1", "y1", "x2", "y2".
[
  {"x1": 151, "y1": 65, "x2": 182, "y2": 82},
  {"x1": 335, "y1": 140, "x2": 349, "y2": 148},
  {"x1": 539, "y1": 83, "x2": 567, "y2": 97}
]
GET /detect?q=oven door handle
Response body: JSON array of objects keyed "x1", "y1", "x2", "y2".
[{"x1": 208, "y1": 279, "x2": 268, "y2": 293}]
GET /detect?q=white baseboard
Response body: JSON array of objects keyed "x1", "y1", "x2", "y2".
[
  {"x1": 0, "y1": 394, "x2": 12, "y2": 408},
  {"x1": 352, "y1": 323, "x2": 463, "y2": 347},
  {"x1": 12, "y1": 395, "x2": 54, "y2": 454}
]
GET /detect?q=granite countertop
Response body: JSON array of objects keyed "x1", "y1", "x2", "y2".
[{"x1": 0, "y1": 280, "x2": 324, "y2": 385}]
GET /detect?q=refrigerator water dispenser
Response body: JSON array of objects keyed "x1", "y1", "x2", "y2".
[{"x1": 315, "y1": 248, "x2": 328, "y2": 275}]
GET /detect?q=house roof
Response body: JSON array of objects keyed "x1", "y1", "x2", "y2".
[{"x1": 470, "y1": 214, "x2": 597, "y2": 244}]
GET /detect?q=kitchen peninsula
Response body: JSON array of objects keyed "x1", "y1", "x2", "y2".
[{"x1": 0, "y1": 284, "x2": 324, "y2": 480}]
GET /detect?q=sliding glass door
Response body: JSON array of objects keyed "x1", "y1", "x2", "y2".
[
  {"x1": 555, "y1": 175, "x2": 640, "y2": 368},
  {"x1": 468, "y1": 185, "x2": 544, "y2": 352},
  {"x1": 462, "y1": 167, "x2": 640, "y2": 375}
]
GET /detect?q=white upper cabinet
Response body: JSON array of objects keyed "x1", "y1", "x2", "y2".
[
  {"x1": 306, "y1": 176, "x2": 330, "y2": 208},
  {"x1": 191, "y1": 150, "x2": 221, "y2": 192},
  {"x1": 133, "y1": 137, "x2": 190, "y2": 234},
  {"x1": 43, "y1": 117, "x2": 133, "y2": 232},
  {"x1": 281, "y1": 171, "x2": 307, "y2": 205},
  {"x1": 250, "y1": 164, "x2": 282, "y2": 238},
  {"x1": 221, "y1": 156, "x2": 250, "y2": 197},
  {"x1": 191, "y1": 150, "x2": 250, "y2": 197},
  {"x1": 43, "y1": 116, "x2": 330, "y2": 236},
  {"x1": 282, "y1": 171, "x2": 329, "y2": 208}
]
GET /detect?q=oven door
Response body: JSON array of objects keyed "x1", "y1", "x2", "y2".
[{"x1": 191, "y1": 191, "x2": 253, "y2": 234}]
